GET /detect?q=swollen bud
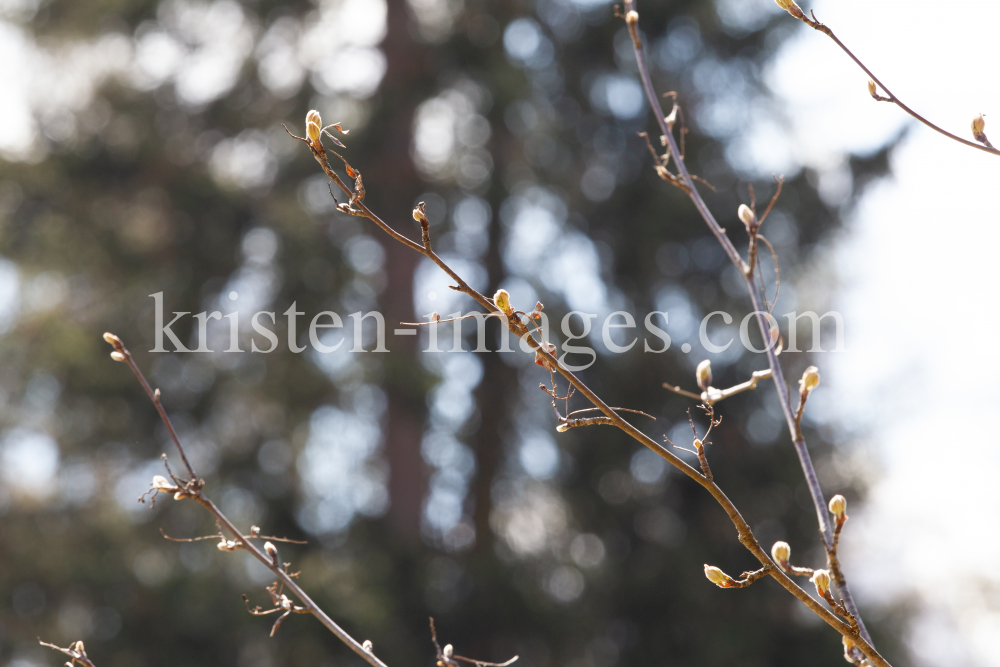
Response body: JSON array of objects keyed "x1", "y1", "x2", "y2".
[
  {"x1": 771, "y1": 541, "x2": 791, "y2": 564},
  {"x1": 306, "y1": 110, "x2": 322, "y2": 144},
  {"x1": 413, "y1": 201, "x2": 429, "y2": 225},
  {"x1": 800, "y1": 365, "x2": 820, "y2": 393},
  {"x1": 110, "y1": 351, "x2": 126, "y2": 362},
  {"x1": 972, "y1": 113, "x2": 986, "y2": 136},
  {"x1": 811, "y1": 569, "x2": 831, "y2": 596},
  {"x1": 738, "y1": 204, "x2": 756, "y2": 229},
  {"x1": 264, "y1": 541, "x2": 278, "y2": 563},
  {"x1": 704, "y1": 564, "x2": 730, "y2": 587},
  {"x1": 829, "y1": 494, "x2": 847, "y2": 519},
  {"x1": 696, "y1": 359, "x2": 712, "y2": 391},
  {"x1": 363, "y1": 640, "x2": 373, "y2": 652},
  {"x1": 493, "y1": 289, "x2": 513, "y2": 316},
  {"x1": 102, "y1": 332, "x2": 120, "y2": 346},
  {"x1": 867, "y1": 79, "x2": 877, "y2": 98},
  {"x1": 443, "y1": 645, "x2": 454, "y2": 659},
  {"x1": 774, "y1": 0, "x2": 806, "y2": 18},
  {"x1": 151, "y1": 475, "x2": 179, "y2": 494}
]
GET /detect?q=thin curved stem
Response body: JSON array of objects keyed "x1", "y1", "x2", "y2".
[
  {"x1": 794, "y1": 8, "x2": 999, "y2": 156},
  {"x1": 623, "y1": 2, "x2": 881, "y2": 663},
  {"x1": 292, "y1": 121, "x2": 888, "y2": 666}
]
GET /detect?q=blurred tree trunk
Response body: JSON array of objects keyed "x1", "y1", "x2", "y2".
[{"x1": 373, "y1": 0, "x2": 429, "y2": 545}]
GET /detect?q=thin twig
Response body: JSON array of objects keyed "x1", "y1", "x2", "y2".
[
  {"x1": 103, "y1": 335, "x2": 391, "y2": 667},
  {"x1": 622, "y1": 3, "x2": 881, "y2": 663},
  {"x1": 288, "y1": 89, "x2": 884, "y2": 663},
  {"x1": 778, "y1": 4, "x2": 1000, "y2": 156}
]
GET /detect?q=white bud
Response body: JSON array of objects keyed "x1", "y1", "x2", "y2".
[
  {"x1": 110, "y1": 351, "x2": 126, "y2": 362},
  {"x1": 828, "y1": 494, "x2": 847, "y2": 519},
  {"x1": 306, "y1": 110, "x2": 322, "y2": 144},
  {"x1": 363, "y1": 640, "x2": 373, "y2": 652},
  {"x1": 151, "y1": 475, "x2": 179, "y2": 494},
  {"x1": 443, "y1": 645, "x2": 454, "y2": 659},
  {"x1": 704, "y1": 564, "x2": 729, "y2": 587},
  {"x1": 493, "y1": 289, "x2": 512, "y2": 315},
  {"x1": 771, "y1": 541, "x2": 790, "y2": 563},
  {"x1": 811, "y1": 569, "x2": 831, "y2": 596},
  {"x1": 696, "y1": 359, "x2": 712, "y2": 391},
  {"x1": 800, "y1": 365, "x2": 820, "y2": 393},
  {"x1": 738, "y1": 204, "x2": 756, "y2": 228},
  {"x1": 264, "y1": 541, "x2": 278, "y2": 562}
]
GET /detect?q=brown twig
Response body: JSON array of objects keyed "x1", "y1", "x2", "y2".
[
  {"x1": 776, "y1": 2, "x2": 1000, "y2": 156},
  {"x1": 40, "y1": 640, "x2": 97, "y2": 667},
  {"x1": 622, "y1": 3, "x2": 882, "y2": 663},
  {"x1": 429, "y1": 618, "x2": 519, "y2": 667},
  {"x1": 288, "y1": 98, "x2": 885, "y2": 662},
  {"x1": 102, "y1": 334, "x2": 391, "y2": 667}
]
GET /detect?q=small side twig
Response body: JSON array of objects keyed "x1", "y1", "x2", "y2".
[
  {"x1": 774, "y1": 0, "x2": 1000, "y2": 156},
  {"x1": 39, "y1": 640, "x2": 97, "y2": 667}
]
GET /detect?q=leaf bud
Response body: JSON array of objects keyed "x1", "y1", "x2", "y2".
[
  {"x1": 306, "y1": 110, "x2": 322, "y2": 144},
  {"x1": 264, "y1": 541, "x2": 278, "y2": 563},
  {"x1": 704, "y1": 564, "x2": 730, "y2": 587},
  {"x1": 972, "y1": 113, "x2": 986, "y2": 135},
  {"x1": 811, "y1": 569, "x2": 831, "y2": 596},
  {"x1": 828, "y1": 494, "x2": 847, "y2": 519},
  {"x1": 413, "y1": 201, "x2": 429, "y2": 225},
  {"x1": 800, "y1": 365, "x2": 820, "y2": 393},
  {"x1": 867, "y1": 79, "x2": 877, "y2": 97},
  {"x1": 151, "y1": 475, "x2": 179, "y2": 494},
  {"x1": 774, "y1": 0, "x2": 806, "y2": 19},
  {"x1": 696, "y1": 359, "x2": 712, "y2": 391},
  {"x1": 771, "y1": 540, "x2": 791, "y2": 564},
  {"x1": 493, "y1": 289, "x2": 512, "y2": 316},
  {"x1": 102, "y1": 332, "x2": 120, "y2": 346}
]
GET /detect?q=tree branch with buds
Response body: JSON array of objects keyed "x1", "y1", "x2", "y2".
[
  {"x1": 287, "y1": 79, "x2": 889, "y2": 664},
  {"x1": 622, "y1": 2, "x2": 882, "y2": 663},
  {"x1": 774, "y1": 0, "x2": 999, "y2": 155}
]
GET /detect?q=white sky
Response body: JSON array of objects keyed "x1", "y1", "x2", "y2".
[{"x1": 766, "y1": 1, "x2": 1000, "y2": 664}]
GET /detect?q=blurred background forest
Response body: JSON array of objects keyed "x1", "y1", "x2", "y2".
[{"x1": 0, "y1": 0, "x2": 905, "y2": 666}]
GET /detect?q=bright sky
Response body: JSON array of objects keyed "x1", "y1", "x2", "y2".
[{"x1": 766, "y1": 1, "x2": 1000, "y2": 664}]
